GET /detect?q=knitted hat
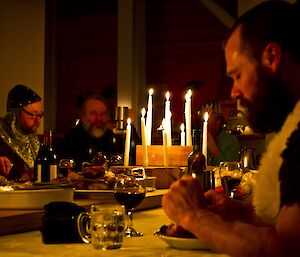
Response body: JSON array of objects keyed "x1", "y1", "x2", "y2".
[{"x1": 7, "y1": 84, "x2": 41, "y2": 111}]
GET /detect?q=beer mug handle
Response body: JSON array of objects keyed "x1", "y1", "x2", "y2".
[{"x1": 77, "y1": 212, "x2": 91, "y2": 244}]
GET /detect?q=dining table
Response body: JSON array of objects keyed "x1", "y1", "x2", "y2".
[
  {"x1": 0, "y1": 188, "x2": 230, "y2": 257},
  {"x1": 0, "y1": 207, "x2": 229, "y2": 257}
]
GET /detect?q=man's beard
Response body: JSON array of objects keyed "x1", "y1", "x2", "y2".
[
  {"x1": 83, "y1": 121, "x2": 107, "y2": 138},
  {"x1": 20, "y1": 124, "x2": 39, "y2": 135},
  {"x1": 240, "y1": 67, "x2": 295, "y2": 134}
]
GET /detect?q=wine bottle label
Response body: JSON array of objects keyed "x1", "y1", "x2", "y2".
[
  {"x1": 36, "y1": 164, "x2": 42, "y2": 182},
  {"x1": 50, "y1": 165, "x2": 57, "y2": 181}
]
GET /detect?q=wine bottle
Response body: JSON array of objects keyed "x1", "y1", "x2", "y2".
[
  {"x1": 34, "y1": 130, "x2": 58, "y2": 182},
  {"x1": 187, "y1": 129, "x2": 206, "y2": 176}
]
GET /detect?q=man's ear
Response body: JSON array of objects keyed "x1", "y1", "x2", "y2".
[{"x1": 261, "y1": 42, "x2": 282, "y2": 74}]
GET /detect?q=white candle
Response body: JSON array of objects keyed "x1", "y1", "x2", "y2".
[
  {"x1": 141, "y1": 108, "x2": 148, "y2": 167},
  {"x1": 202, "y1": 112, "x2": 209, "y2": 166},
  {"x1": 124, "y1": 118, "x2": 131, "y2": 166},
  {"x1": 243, "y1": 156, "x2": 248, "y2": 168},
  {"x1": 165, "y1": 91, "x2": 172, "y2": 146},
  {"x1": 146, "y1": 88, "x2": 153, "y2": 145},
  {"x1": 185, "y1": 89, "x2": 192, "y2": 146},
  {"x1": 180, "y1": 123, "x2": 185, "y2": 146},
  {"x1": 162, "y1": 119, "x2": 169, "y2": 167}
]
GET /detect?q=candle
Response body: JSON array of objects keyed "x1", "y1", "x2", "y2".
[
  {"x1": 141, "y1": 108, "x2": 148, "y2": 167},
  {"x1": 185, "y1": 89, "x2": 192, "y2": 146},
  {"x1": 180, "y1": 123, "x2": 185, "y2": 146},
  {"x1": 243, "y1": 156, "x2": 248, "y2": 168},
  {"x1": 165, "y1": 91, "x2": 172, "y2": 146},
  {"x1": 146, "y1": 88, "x2": 154, "y2": 145},
  {"x1": 202, "y1": 112, "x2": 209, "y2": 166},
  {"x1": 162, "y1": 119, "x2": 169, "y2": 167},
  {"x1": 124, "y1": 118, "x2": 131, "y2": 166}
]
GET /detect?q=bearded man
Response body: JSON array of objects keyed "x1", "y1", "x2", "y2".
[
  {"x1": 62, "y1": 93, "x2": 116, "y2": 169},
  {"x1": 0, "y1": 85, "x2": 43, "y2": 180},
  {"x1": 162, "y1": 1, "x2": 300, "y2": 257}
]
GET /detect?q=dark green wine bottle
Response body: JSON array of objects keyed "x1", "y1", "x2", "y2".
[
  {"x1": 187, "y1": 129, "x2": 206, "y2": 176},
  {"x1": 34, "y1": 131, "x2": 58, "y2": 182}
]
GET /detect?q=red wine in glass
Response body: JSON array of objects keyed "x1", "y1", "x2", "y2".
[
  {"x1": 114, "y1": 176, "x2": 146, "y2": 237},
  {"x1": 221, "y1": 176, "x2": 241, "y2": 197},
  {"x1": 114, "y1": 192, "x2": 145, "y2": 211}
]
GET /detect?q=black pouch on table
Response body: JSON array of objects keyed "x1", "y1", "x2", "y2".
[{"x1": 40, "y1": 201, "x2": 86, "y2": 244}]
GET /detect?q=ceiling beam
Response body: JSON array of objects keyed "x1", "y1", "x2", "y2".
[{"x1": 198, "y1": 0, "x2": 235, "y2": 28}]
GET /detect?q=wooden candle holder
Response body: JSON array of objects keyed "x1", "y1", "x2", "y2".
[{"x1": 136, "y1": 145, "x2": 192, "y2": 167}]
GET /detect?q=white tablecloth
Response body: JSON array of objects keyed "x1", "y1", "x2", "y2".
[{"x1": 0, "y1": 208, "x2": 229, "y2": 257}]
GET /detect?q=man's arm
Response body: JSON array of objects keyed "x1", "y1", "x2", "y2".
[
  {"x1": 162, "y1": 176, "x2": 300, "y2": 257},
  {"x1": 0, "y1": 156, "x2": 13, "y2": 177}
]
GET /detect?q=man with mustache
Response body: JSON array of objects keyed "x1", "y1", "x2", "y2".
[
  {"x1": 62, "y1": 93, "x2": 116, "y2": 169},
  {"x1": 0, "y1": 85, "x2": 43, "y2": 180},
  {"x1": 162, "y1": 1, "x2": 300, "y2": 256}
]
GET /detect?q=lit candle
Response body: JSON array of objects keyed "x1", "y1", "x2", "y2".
[
  {"x1": 141, "y1": 108, "x2": 148, "y2": 167},
  {"x1": 146, "y1": 88, "x2": 154, "y2": 145},
  {"x1": 162, "y1": 119, "x2": 169, "y2": 167},
  {"x1": 180, "y1": 123, "x2": 185, "y2": 146},
  {"x1": 243, "y1": 156, "x2": 248, "y2": 168},
  {"x1": 185, "y1": 89, "x2": 192, "y2": 146},
  {"x1": 165, "y1": 91, "x2": 172, "y2": 146},
  {"x1": 202, "y1": 112, "x2": 209, "y2": 166},
  {"x1": 124, "y1": 118, "x2": 131, "y2": 166}
]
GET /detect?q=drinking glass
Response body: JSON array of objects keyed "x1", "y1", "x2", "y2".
[
  {"x1": 77, "y1": 204, "x2": 126, "y2": 250},
  {"x1": 113, "y1": 175, "x2": 146, "y2": 237},
  {"x1": 58, "y1": 158, "x2": 75, "y2": 177},
  {"x1": 219, "y1": 162, "x2": 243, "y2": 198}
]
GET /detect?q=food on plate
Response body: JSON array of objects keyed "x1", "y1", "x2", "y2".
[
  {"x1": 158, "y1": 223, "x2": 196, "y2": 238},
  {"x1": 52, "y1": 167, "x2": 117, "y2": 190},
  {"x1": 0, "y1": 175, "x2": 8, "y2": 186}
]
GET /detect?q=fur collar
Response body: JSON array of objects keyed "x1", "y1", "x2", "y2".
[{"x1": 253, "y1": 101, "x2": 300, "y2": 224}]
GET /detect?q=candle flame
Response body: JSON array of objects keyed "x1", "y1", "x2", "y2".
[
  {"x1": 204, "y1": 112, "x2": 209, "y2": 122},
  {"x1": 149, "y1": 88, "x2": 154, "y2": 95},
  {"x1": 141, "y1": 108, "x2": 146, "y2": 117},
  {"x1": 166, "y1": 91, "x2": 170, "y2": 101},
  {"x1": 185, "y1": 89, "x2": 192, "y2": 101},
  {"x1": 127, "y1": 118, "x2": 131, "y2": 125},
  {"x1": 180, "y1": 123, "x2": 185, "y2": 132}
]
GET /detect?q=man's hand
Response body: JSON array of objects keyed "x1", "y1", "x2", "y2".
[
  {"x1": 0, "y1": 156, "x2": 13, "y2": 177},
  {"x1": 162, "y1": 175, "x2": 206, "y2": 226}
]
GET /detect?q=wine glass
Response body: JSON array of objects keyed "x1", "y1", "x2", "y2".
[
  {"x1": 58, "y1": 158, "x2": 75, "y2": 178},
  {"x1": 113, "y1": 175, "x2": 146, "y2": 237},
  {"x1": 219, "y1": 162, "x2": 243, "y2": 198}
]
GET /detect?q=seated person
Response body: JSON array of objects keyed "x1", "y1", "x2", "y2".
[
  {"x1": 207, "y1": 112, "x2": 239, "y2": 166},
  {"x1": 0, "y1": 85, "x2": 43, "y2": 180},
  {"x1": 62, "y1": 93, "x2": 120, "y2": 170}
]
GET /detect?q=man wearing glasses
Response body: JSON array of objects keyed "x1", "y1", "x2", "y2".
[{"x1": 0, "y1": 84, "x2": 43, "y2": 180}]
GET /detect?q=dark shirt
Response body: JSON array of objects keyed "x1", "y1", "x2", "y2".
[
  {"x1": 62, "y1": 123, "x2": 120, "y2": 169},
  {"x1": 279, "y1": 122, "x2": 300, "y2": 206}
]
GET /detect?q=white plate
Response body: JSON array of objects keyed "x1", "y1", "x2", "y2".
[
  {"x1": 0, "y1": 188, "x2": 74, "y2": 209},
  {"x1": 154, "y1": 232, "x2": 209, "y2": 250}
]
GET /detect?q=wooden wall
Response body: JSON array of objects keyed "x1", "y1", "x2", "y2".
[{"x1": 52, "y1": 0, "x2": 234, "y2": 137}]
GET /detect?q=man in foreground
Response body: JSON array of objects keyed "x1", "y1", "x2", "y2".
[
  {"x1": 163, "y1": 1, "x2": 300, "y2": 257},
  {"x1": 0, "y1": 85, "x2": 43, "y2": 180}
]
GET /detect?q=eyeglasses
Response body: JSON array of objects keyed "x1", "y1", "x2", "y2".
[{"x1": 21, "y1": 108, "x2": 45, "y2": 119}]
